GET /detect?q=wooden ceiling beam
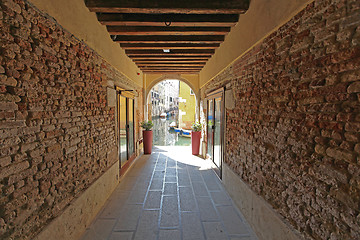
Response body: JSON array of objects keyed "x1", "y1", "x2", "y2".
[
  {"x1": 143, "y1": 71, "x2": 200, "y2": 74},
  {"x1": 86, "y1": 0, "x2": 250, "y2": 14},
  {"x1": 126, "y1": 49, "x2": 215, "y2": 55},
  {"x1": 134, "y1": 59, "x2": 208, "y2": 63},
  {"x1": 137, "y1": 63, "x2": 205, "y2": 67},
  {"x1": 136, "y1": 61, "x2": 206, "y2": 65},
  {"x1": 121, "y1": 43, "x2": 219, "y2": 49},
  {"x1": 107, "y1": 26, "x2": 230, "y2": 35},
  {"x1": 97, "y1": 13, "x2": 239, "y2": 27},
  {"x1": 130, "y1": 55, "x2": 211, "y2": 60},
  {"x1": 114, "y1": 35, "x2": 224, "y2": 43}
]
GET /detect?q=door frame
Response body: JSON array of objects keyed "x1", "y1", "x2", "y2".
[
  {"x1": 116, "y1": 87, "x2": 136, "y2": 176},
  {"x1": 206, "y1": 88, "x2": 225, "y2": 178}
]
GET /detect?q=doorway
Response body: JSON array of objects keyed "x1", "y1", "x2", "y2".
[
  {"x1": 206, "y1": 89, "x2": 224, "y2": 178},
  {"x1": 117, "y1": 88, "x2": 135, "y2": 175}
]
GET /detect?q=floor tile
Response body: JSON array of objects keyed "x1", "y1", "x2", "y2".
[
  {"x1": 79, "y1": 148, "x2": 258, "y2": 240},
  {"x1": 113, "y1": 204, "x2": 142, "y2": 231},
  {"x1": 192, "y1": 181, "x2": 209, "y2": 197},
  {"x1": 203, "y1": 222, "x2": 228, "y2": 240},
  {"x1": 144, "y1": 190, "x2": 162, "y2": 209},
  {"x1": 80, "y1": 219, "x2": 116, "y2": 240},
  {"x1": 181, "y1": 212, "x2": 205, "y2": 240},
  {"x1": 164, "y1": 182, "x2": 177, "y2": 195},
  {"x1": 159, "y1": 229, "x2": 181, "y2": 240},
  {"x1": 179, "y1": 187, "x2": 197, "y2": 212},
  {"x1": 133, "y1": 210, "x2": 159, "y2": 240},
  {"x1": 217, "y1": 205, "x2": 250, "y2": 235},
  {"x1": 108, "y1": 231, "x2": 133, "y2": 240},
  {"x1": 196, "y1": 197, "x2": 219, "y2": 221},
  {"x1": 160, "y1": 196, "x2": 179, "y2": 227}
]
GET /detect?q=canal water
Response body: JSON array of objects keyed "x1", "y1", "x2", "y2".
[{"x1": 152, "y1": 116, "x2": 191, "y2": 146}]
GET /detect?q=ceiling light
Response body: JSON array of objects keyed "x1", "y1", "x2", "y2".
[{"x1": 163, "y1": 49, "x2": 170, "y2": 53}]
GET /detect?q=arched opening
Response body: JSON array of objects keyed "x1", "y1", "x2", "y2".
[{"x1": 146, "y1": 78, "x2": 198, "y2": 146}]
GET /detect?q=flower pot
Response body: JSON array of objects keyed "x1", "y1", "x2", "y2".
[
  {"x1": 191, "y1": 131, "x2": 201, "y2": 155},
  {"x1": 143, "y1": 130, "x2": 153, "y2": 154}
]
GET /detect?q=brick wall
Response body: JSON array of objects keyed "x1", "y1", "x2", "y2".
[
  {"x1": 0, "y1": 0, "x2": 141, "y2": 239},
  {"x1": 202, "y1": 0, "x2": 360, "y2": 239}
]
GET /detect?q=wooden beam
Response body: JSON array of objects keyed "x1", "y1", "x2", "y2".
[
  {"x1": 114, "y1": 35, "x2": 224, "y2": 43},
  {"x1": 136, "y1": 61, "x2": 206, "y2": 66},
  {"x1": 120, "y1": 43, "x2": 219, "y2": 49},
  {"x1": 137, "y1": 63, "x2": 205, "y2": 67},
  {"x1": 98, "y1": 13, "x2": 239, "y2": 27},
  {"x1": 107, "y1": 26, "x2": 230, "y2": 35},
  {"x1": 134, "y1": 59, "x2": 208, "y2": 63},
  {"x1": 126, "y1": 49, "x2": 215, "y2": 56},
  {"x1": 86, "y1": 0, "x2": 250, "y2": 14},
  {"x1": 143, "y1": 71, "x2": 200, "y2": 74},
  {"x1": 129, "y1": 55, "x2": 211, "y2": 60}
]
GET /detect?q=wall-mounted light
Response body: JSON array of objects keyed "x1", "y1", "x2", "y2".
[{"x1": 163, "y1": 49, "x2": 170, "y2": 53}]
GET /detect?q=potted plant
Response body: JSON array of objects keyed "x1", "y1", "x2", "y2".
[
  {"x1": 191, "y1": 122, "x2": 202, "y2": 155},
  {"x1": 140, "y1": 120, "x2": 154, "y2": 154}
]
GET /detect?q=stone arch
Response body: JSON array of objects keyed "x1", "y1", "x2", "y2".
[{"x1": 144, "y1": 74, "x2": 200, "y2": 121}]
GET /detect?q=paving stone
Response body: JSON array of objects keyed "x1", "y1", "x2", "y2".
[
  {"x1": 166, "y1": 167, "x2": 177, "y2": 177},
  {"x1": 192, "y1": 181, "x2": 209, "y2": 197},
  {"x1": 150, "y1": 178, "x2": 164, "y2": 190},
  {"x1": 153, "y1": 170, "x2": 165, "y2": 178},
  {"x1": 113, "y1": 204, "x2": 142, "y2": 231},
  {"x1": 196, "y1": 197, "x2": 219, "y2": 221},
  {"x1": 79, "y1": 147, "x2": 258, "y2": 240},
  {"x1": 108, "y1": 231, "x2": 133, "y2": 240},
  {"x1": 160, "y1": 196, "x2": 179, "y2": 227},
  {"x1": 80, "y1": 219, "x2": 116, "y2": 240},
  {"x1": 165, "y1": 176, "x2": 177, "y2": 183},
  {"x1": 133, "y1": 210, "x2": 159, "y2": 240},
  {"x1": 179, "y1": 186, "x2": 197, "y2": 211},
  {"x1": 159, "y1": 229, "x2": 181, "y2": 240},
  {"x1": 210, "y1": 191, "x2": 232, "y2": 206},
  {"x1": 98, "y1": 193, "x2": 128, "y2": 219},
  {"x1": 144, "y1": 191, "x2": 162, "y2": 209},
  {"x1": 126, "y1": 187, "x2": 147, "y2": 204},
  {"x1": 217, "y1": 205, "x2": 250, "y2": 235},
  {"x1": 178, "y1": 172, "x2": 191, "y2": 186},
  {"x1": 203, "y1": 222, "x2": 228, "y2": 240},
  {"x1": 181, "y1": 212, "x2": 205, "y2": 240},
  {"x1": 164, "y1": 182, "x2": 177, "y2": 195}
]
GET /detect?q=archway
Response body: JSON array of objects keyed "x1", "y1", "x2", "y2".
[{"x1": 144, "y1": 74, "x2": 200, "y2": 123}]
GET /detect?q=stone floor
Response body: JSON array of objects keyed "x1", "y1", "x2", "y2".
[{"x1": 80, "y1": 146, "x2": 258, "y2": 240}]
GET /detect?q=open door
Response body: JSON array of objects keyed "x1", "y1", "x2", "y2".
[
  {"x1": 116, "y1": 88, "x2": 136, "y2": 175},
  {"x1": 206, "y1": 89, "x2": 224, "y2": 178}
]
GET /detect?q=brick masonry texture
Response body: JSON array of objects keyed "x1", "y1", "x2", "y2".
[
  {"x1": 201, "y1": 0, "x2": 360, "y2": 239},
  {"x1": 0, "y1": 0, "x2": 142, "y2": 239}
]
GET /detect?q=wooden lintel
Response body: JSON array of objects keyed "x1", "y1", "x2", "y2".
[
  {"x1": 114, "y1": 35, "x2": 224, "y2": 43},
  {"x1": 107, "y1": 26, "x2": 230, "y2": 35},
  {"x1": 86, "y1": 0, "x2": 249, "y2": 14},
  {"x1": 120, "y1": 43, "x2": 219, "y2": 50}
]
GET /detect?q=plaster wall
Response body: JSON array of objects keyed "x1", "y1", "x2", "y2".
[
  {"x1": 199, "y1": 0, "x2": 314, "y2": 87},
  {"x1": 28, "y1": 0, "x2": 143, "y2": 87}
]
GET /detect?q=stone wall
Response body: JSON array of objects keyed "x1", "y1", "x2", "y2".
[
  {"x1": 0, "y1": 0, "x2": 141, "y2": 239},
  {"x1": 201, "y1": 0, "x2": 360, "y2": 239}
]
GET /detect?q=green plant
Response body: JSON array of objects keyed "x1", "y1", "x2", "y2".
[
  {"x1": 140, "y1": 120, "x2": 154, "y2": 131},
  {"x1": 191, "y1": 122, "x2": 202, "y2": 132}
]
